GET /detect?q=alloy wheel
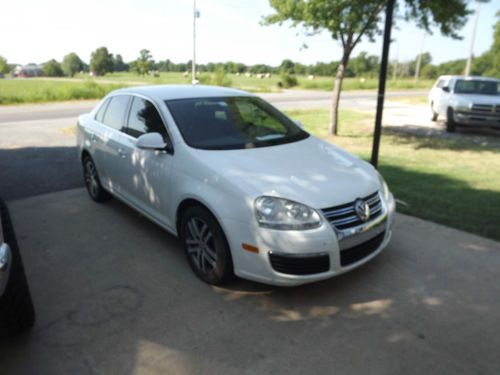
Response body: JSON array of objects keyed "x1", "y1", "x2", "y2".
[{"x1": 185, "y1": 217, "x2": 217, "y2": 275}]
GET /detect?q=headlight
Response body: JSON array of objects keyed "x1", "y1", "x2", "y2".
[
  {"x1": 456, "y1": 102, "x2": 471, "y2": 112},
  {"x1": 254, "y1": 196, "x2": 322, "y2": 230},
  {"x1": 377, "y1": 172, "x2": 390, "y2": 201}
]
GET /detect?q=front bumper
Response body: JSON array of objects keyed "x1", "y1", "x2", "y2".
[
  {"x1": 225, "y1": 193, "x2": 396, "y2": 286},
  {"x1": 454, "y1": 111, "x2": 500, "y2": 128}
]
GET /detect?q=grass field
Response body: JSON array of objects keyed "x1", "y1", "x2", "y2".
[
  {"x1": 0, "y1": 73, "x2": 434, "y2": 105},
  {"x1": 0, "y1": 79, "x2": 125, "y2": 105},
  {"x1": 284, "y1": 108, "x2": 500, "y2": 241}
]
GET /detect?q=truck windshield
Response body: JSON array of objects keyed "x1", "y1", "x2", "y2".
[
  {"x1": 165, "y1": 96, "x2": 309, "y2": 150},
  {"x1": 454, "y1": 80, "x2": 500, "y2": 95}
]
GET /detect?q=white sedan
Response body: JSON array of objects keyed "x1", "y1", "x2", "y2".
[{"x1": 77, "y1": 85, "x2": 395, "y2": 286}]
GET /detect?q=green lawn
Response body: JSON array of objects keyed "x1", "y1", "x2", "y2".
[
  {"x1": 0, "y1": 79, "x2": 125, "y2": 105},
  {"x1": 0, "y1": 74, "x2": 433, "y2": 105},
  {"x1": 285, "y1": 109, "x2": 500, "y2": 241}
]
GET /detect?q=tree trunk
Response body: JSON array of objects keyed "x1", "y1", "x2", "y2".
[{"x1": 329, "y1": 52, "x2": 350, "y2": 136}]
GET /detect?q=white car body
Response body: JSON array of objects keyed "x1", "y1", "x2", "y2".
[
  {"x1": 429, "y1": 75, "x2": 500, "y2": 130},
  {"x1": 77, "y1": 85, "x2": 395, "y2": 286}
]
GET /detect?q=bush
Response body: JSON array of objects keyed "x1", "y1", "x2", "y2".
[
  {"x1": 279, "y1": 72, "x2": 298, "y2": 88},
  {"x1": 212, "y1": 66, "x2": 232, "y2": 87}
]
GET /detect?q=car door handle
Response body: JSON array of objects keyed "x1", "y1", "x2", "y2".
[{"x1": 117, "y1": 148, "x2": 127, "y2": 158}]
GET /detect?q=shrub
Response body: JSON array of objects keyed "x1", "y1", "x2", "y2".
[{"x1": 279, "y1": 72, "x2": 298, "y2": 88}]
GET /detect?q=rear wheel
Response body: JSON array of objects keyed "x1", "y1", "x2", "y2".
[
  {"x1": 446, "y1": 108, "x2": 457, "y2": 133},
  {"x1": 180, "y1": 206, "x2": 234, "y2": 285},
  {"x1": 82, "y1": 156, "x2": 111, "y2": 202},
  {"x1": 430, "y1": 102, "x2": 438, "y2": 121}
]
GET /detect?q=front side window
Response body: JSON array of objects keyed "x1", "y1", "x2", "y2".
[
  {"x1": 127, "y1": 97, "x2": 168, "y2": 139},
  {"x1": 166, "y1": 96, "x2": 309, "y2": 150},
  {"x1": 454, "y1": 80, "x2": 500, "y2": 95},
  {"x1": 102, "y1": 95, "x2": 130, "y2": 131}
]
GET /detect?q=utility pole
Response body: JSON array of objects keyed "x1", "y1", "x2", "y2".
[
  {"x1": 192, "y1": 0, "x2": 200, "y2": 84},
  {"x1": 371, "y1": 0, "x2": 395, "y2": 168},
  {"x1": 414, "y1": 32, "x2": 426, "y2": 81},
  {"x1": 465, "y1": 0, "x2": 481, "y2": 76}
]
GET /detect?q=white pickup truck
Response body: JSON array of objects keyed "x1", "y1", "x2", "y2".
[{"x1": 428, "y1": 75, "x2": 500, "y2": 132}]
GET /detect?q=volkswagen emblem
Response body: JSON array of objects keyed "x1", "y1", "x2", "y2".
[{"x1": 354, "y1": 199, "x2": 370, "y2": 222}]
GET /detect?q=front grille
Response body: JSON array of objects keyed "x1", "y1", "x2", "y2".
[
  {"x1": 269, "y1": 252, "x2": 330, "y2": 275},
  {"x1": 340, "y1": 232, "x2": 385, "y2": 267},
  {"x1": 321, "y1": 192, "x2": 382, "y2": 230},
  {"x1": 470, "y1": 104, "x2": 500, "y2": 118}
]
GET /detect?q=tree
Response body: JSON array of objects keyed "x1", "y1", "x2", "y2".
[
  {"x1": 62, "y1": 52, "x2": 84, "y2": 77},
  {"x1": 0, "y1": 55, "x2": 9, "y2": 74},
  {"x1": 90, "y1": 47, "x2": 114, "y2": 76},
  {"x1": 113, "y1": 54, "x2": 129, "y2": 72},
  {"x1": 43, "y1": 59, "x2": 63, "y2": 77},
  {"x1": 132, "y1": 49, "x2": 154, "y2": 76},
  {"x1": 263, "y1": 0, "x2": 470, "y2": 135}
]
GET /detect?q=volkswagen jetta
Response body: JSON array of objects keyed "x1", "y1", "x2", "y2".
[{"x1": 77, "y1": 85, "x2": 395, "y2": 286}]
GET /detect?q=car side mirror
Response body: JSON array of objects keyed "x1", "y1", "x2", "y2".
[
  {"x1": 442, "y1": 86, "x2": 450, "y2": 93},
  {"x1": 136, "y1": 132, "x2": 167, "y2": 151},
  {"x1": 294, "y1": 120, "x2": 304, "y2": 129}
]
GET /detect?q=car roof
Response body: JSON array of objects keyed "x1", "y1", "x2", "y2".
[
  {"x1": 110, "y1": 84, "x2": 254, "y2": 102},
  {"x1": 438, "y1": 75, "x2": 500, "y2": 82}
]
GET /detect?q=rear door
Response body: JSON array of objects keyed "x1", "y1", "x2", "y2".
[{"x1": 98, "y1": 95, "x2": 132, "y2": 194}]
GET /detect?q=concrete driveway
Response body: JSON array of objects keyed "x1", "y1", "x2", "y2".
[{"x1": 1, "y1": 188, "x2": 499, "y2": 375}]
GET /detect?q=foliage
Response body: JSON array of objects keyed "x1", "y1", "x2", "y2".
[
  {"x1": 90, "y1": 47, "x2": 114, "y2": 76},
  {"x1": 0, "y1": 55, "x2": 9, "y2": 74},
  {"x1": 62, "y1": 52, "x2": 84, "y2": 77},
  {"x1": 211, "y1": 66, "x2": 232, "y2": 87},
  {"x1": 279, "y1": 72, "x2": 298, "y2": 88},
  {"x1": 43, "y1": 59, "x2": 64, "y2": 77},
  {"x1": 113, "y1": 54, "x2": 128, "y2": 72},
  {"x1": 132, "y1": 49, "x2": 154, "y2": 76}
]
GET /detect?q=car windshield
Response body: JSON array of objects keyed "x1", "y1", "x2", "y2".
[
  {"x1": 454, "y1": 80, "x2": 500, "y2": 95},
  {"x1": 165, "y1": 96, "x2": 309, "y2": 150}
]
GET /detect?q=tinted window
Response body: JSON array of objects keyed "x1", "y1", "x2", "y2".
[
  {"x1": 166, "y1": 96, "x2": 309, "y2": 150},
  {"x1": 102, "y1": 95, "x2": 130, "y2": 131},
  {"x1": 127, "y1": 97, "x2": 168, "y2": 139},
  {"x1": 95, "y1": 99, "x2": 110, "y2": 123},
  {"x1": 454, "y1": 80, "x2": 500, "y2": 95}
]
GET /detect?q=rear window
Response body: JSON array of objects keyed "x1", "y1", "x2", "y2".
[{"x1": 102, "y1": 95, "x2": 130, "y2": 131}]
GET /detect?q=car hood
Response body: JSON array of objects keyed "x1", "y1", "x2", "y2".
[
  {"x1": 455, "y1": 94, "x2": 500, "y2": 105},
  {"x1": 194, "y1": 136, "x2": 380, "y2": 209}
]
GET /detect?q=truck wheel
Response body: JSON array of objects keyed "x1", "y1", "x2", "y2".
[
  {"x1": 430, "y1": 103, "x2": 438, "y2": 121},
  {"x1": 446, "y1": 108, "x2": 456, "y2": 133}
]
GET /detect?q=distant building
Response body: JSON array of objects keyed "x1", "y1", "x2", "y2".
[{"x1": 13, "y1": 64, "x2": 43, "y2": 77}]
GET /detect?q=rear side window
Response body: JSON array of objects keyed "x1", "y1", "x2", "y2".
[
  {"x1": 126, "y1": 97, "x2": 168, "y2": 139},
  {"x1": 102, "y1": 95, "x2": 130, "y2": 132},
  {"x1": 95, "y1": 99, "x2": 110, "y2": 123}
]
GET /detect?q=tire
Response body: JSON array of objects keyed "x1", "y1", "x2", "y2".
[
  {"x1": 430, "y1": 103, "x2": 438, "y2": 121},
  {"x1": 82, "y1": 156, "x2": 111, "y2": 203},
  {"x1": 446, "y1": 108, "x2": 457, "y2": 133},
  {"x1": 180, "y1": 206, "x2": 234, "y2": 285},
  {"x1": 0, "y1": 200, "x2": 35, "y2": 333}
]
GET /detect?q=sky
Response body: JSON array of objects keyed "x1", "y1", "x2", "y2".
[{"x1": 0, "y1": 0, "x2": 498, "y2": 66}]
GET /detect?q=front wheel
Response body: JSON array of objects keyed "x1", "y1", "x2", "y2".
[
  {"x1": 180, "y1": 206, "x2": 234, "y2": 285},
  {"x1": 446, "y1": 108, "x2": 457, "y2": 133},
  {"x1": 82, "y1": 156, "x2": 111, "y2": 202}
]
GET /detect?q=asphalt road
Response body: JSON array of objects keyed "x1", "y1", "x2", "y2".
[
  {"x1": 0, "y1": 90, "x2": 427, "y2": 201},
  {"x1": 2, "y1": 188, "x2": 499, "y2": 374}
]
